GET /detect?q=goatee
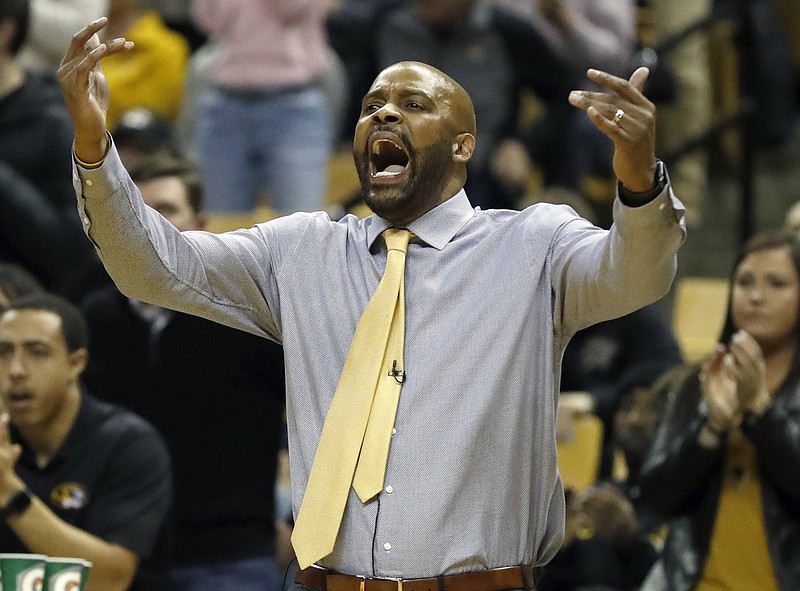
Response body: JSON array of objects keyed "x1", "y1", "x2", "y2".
[{"x1": 358, "y1": 136, "x2": 452, "y2": 220}]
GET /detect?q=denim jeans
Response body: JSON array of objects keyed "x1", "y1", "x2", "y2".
[
  {"x1": 194, "y1": 83, "x2": 332, "y2": 214},
  {"x1": 172, "y1": 556, "x2": 284, "y2": 591}
]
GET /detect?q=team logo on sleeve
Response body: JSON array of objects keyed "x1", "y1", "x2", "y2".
[{"x1": 51, "y1": 483, "x2": 90, "y2": 510}]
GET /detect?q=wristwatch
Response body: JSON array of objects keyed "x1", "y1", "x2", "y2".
[
  {"x1": 618, "y1": 160, "x2": 667, "y2": 205},
  {"x1": 0, "y1": 487, "x2": 33, "y2": 519}
]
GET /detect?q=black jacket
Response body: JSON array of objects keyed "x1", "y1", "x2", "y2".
[
  {"x1": 639, "y1": 368, "x2": 800, "y2": 590},
  {"x1": 81, "y1": 286, "x2": 286, "y2": 566},
  {"x1": 0, "y1": 72, "x2": 107, "y2": 298}
]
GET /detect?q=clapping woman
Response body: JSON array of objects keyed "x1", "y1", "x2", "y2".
[{"x1": 639, "y1": 229, "x2": 800, "y2": 590}]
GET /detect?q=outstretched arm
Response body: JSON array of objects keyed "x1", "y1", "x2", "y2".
[
  {"x1": 57, "y1": 18, "x2": 133, "y2": 164},
  {"x1": 550, "y1": 67, "x2": 685, "y2": 335},
  {"x1": 57, "y1": 20, "x2": 285, "y2": 341}
]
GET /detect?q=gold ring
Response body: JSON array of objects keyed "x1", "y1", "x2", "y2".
[{"x1": 613, "y1": 108, "x2": 625, "y2": 123}]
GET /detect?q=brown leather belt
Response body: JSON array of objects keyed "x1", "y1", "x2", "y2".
[{"x1": 295, "y1": 565, "x2": 535, "y2": 591}]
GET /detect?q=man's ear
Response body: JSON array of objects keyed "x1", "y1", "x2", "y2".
[
  {"x1": 69, "y1": 348, "x2": 89, "y2": 379},
  {"x1": 452, "y1": 133, "x2": 475, "y2": 163}
]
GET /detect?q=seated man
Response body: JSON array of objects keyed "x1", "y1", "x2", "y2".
[
  {"x1": 80, "y1": 153, "x2": 287, "y2": 591},
  {"x1": 0, "y1": 292, "x2": 172, "y2": 591}
]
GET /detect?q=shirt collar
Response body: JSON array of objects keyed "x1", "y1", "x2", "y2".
[
  {"x1": 366, "y1": 189, "x2": 475, "y2": 251},
  {"x1": 12, "y1": 391, "x2": 96, "y2": 470}
]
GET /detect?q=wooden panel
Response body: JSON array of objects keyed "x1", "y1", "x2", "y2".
[
  {"x1": 672, "y1": 277, "x2": 729, "y2": 361},
  {"x1": 557, "y1": 393, "x2": 604, "y2": 493}
]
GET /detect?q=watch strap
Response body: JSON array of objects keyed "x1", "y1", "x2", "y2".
[
  {"x1": 618, "y1": 160, "x2": 667, "y2": 206},
  {"x1": 0, "y1": 487, "x2": 33, "y2": 519}
]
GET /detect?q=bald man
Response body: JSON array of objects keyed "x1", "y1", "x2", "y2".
[{"x1": 58, "y1": 18, "x2": 686, "y2": 591}]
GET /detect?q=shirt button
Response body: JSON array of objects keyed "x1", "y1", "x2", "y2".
[
  {"x1": 385, "y1": 485, "x2": 393, "y2": 494},
  {"x1": 392, "y1": 428, "x2": 396, "y2": 435},
  {"x1": 659, "y1": 202, "x2": 666, "y2": 211},
  {"x1": 85, "y1": 179, "x2": 93, "y2": 187},
  {"x1": 383, "y1": 543, "x2": 392, "y2": 551},
  {"x1": 83, "y1": 216, "x2": 90, "y2": 225}
]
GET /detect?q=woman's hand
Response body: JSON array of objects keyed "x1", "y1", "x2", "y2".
[
  {"x1": 728, "y1": 330, "x2": 772, "y2": 416},
  {"x1": 700, "y1": 344, "x2": 740, "y2": 433}
]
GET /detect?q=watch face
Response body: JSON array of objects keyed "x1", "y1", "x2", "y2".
[{"x1": 656, "y1": 161, "x2": 666, "y2": 183}]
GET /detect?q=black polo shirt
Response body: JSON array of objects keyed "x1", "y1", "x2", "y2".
[{"x1": 0, "y1": 392, "x2": 172, "y2": 591}]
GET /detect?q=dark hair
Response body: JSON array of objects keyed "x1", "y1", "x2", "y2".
[
  {"x1": 3, "y1": 292, "x2": 89, "y2": 352},
  {"x1": 129, "y1": 152, "x2": 204, "y2": 214},
  {"x1": 667, "y1": 230, "x2": 800, "y2": 422},
  {"x1": 0, "y1": 264, "x2": 43, "y2": 308},
  {"x1": 0, "y1": 0, "x2": 30, "y2": 55},
  {"x1": 718, "y1": 228, "x2": 800, "y2": 344}
]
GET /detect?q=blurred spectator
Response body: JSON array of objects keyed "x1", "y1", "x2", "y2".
[
  {"x1": 647, "y1": 0, "x2": 711, "y2": 227},
  {"x1": 17, "y1": 0, "x2": 108, "y2": 77},
  {"x1": 80, "y1": 153, "x2": 287, "y2": 591},
  {"x1": 327, "y1": 0, "x2": 580, "y2": 210},
  {"x1": 101, "y1": 0, "x2": 190, "y2": 128},
  {"x1": 538, "y1": 482, "x2": 658, "y2": 591},
  {"x1": 640, "y1": 229, "x2": 800, "y2": 590},
  {"x1": 0, "y1": 263, "x2": 43, "y2": 311},
  {"x1": 141, "y1": 0, "x2": 206, "y2": 51},
  {"x1": 493, "y1": 0, "x2": 636, "y2": 77},
  {"x1": 0, "y1": 0, "x2": 109, "y2": 301},
  {"x1": 493, "y1": 0, "x2": 637, "y2": 194},
  {"x1": 0, "y1": 292, "x2": 172, "y2": 591},
  {"x1": 189, "y1": 0, "x2": 334, "y2": 214},
  {"x1": 723, "y1": 0, "x2": 796, "y2": 147},
  {"x1": 111, "y1": 107, "x2": 181, "y2": 168},
  {"x1": 646, "y1": 0, "x2": 796, "y2": 226},
  {"x1": 173, "y1": 38, "x2": 218, "y2": 159},
  {"x1": 609, "y1": 364, "x2": 686, "y2": 540},
  {"x1": 561, "y1": 302, "x2": 683, "y2": 478}
]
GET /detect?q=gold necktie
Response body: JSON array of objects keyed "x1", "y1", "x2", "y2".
[{"x1": 291, "y1": 228, "x2": 412, "y2": 569}]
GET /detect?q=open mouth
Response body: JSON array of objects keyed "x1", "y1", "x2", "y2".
[
  {"x1": 6, "y1": 390, "x2": 33, "y2": 409},
  {"x1": 369, "y1": 132, "x2": 410, "y2": 181}
]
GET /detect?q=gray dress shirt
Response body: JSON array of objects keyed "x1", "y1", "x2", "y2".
[{"x1": 74, "y1": 145, "x2": 685, "y2": 579}]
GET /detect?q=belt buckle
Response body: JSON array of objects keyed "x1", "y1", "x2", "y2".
[{"x1": 365, "y1": 577, "x2": 403, "y2": 591}]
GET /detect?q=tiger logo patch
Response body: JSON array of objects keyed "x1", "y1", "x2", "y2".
[{"x1": 51, "y1": 483, "x2": 90, "y2": 510}]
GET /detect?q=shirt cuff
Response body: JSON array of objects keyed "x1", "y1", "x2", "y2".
[{"x1": 73, "y1": 131, "x2": 113, "y2": 170}]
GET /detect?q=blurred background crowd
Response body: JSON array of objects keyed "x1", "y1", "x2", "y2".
[{"x1": 1, "y1": 0, "x2": 800, "y2": 590}]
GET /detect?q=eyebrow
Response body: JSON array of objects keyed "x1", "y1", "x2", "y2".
[
  {"x1": 0, "y1": 339, "x2": 53, "y2": 349},
  {"x1": 363, "y1": 87, "x2": 436, "y2": 104}
]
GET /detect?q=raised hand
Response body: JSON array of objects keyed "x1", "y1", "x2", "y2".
[
  {"x1": 0, "y1": 414, "x2": 24, "y2": 504},
  {"x1": 728, "y1": 330, "x2": 771, "y2": 415},
  {"x1": 568, "y1": 67, "x2": 657, "y2": 193},
  {"x1": 700, "y1": 344, "x2": 740, "y2": 433},
  {"x1": 56, "y1": 18, "x2": 133, "y2": 164}
]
